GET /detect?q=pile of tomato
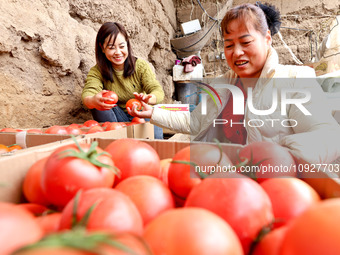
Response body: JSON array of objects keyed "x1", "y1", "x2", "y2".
[
  {"x1": 0, "y1": 119, "x2": 146, "y2": 137},
  {"x1": 0, "y1": 138, "x2": 339, "y2": 255}
]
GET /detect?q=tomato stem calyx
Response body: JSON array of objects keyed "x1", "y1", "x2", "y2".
[{"x1": 59, "y1": 139, "x2": 120, "y2": 176}]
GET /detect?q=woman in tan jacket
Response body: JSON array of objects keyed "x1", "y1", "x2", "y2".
[{"x1": 128, "y1": 3, "x2": 340, "y2": 164}]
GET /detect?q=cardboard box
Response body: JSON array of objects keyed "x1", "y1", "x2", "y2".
[
  {"x1": 0, "y1": 137, "x2": 85, "y2": 202},
  {"x1": 81, "y1": 122, "x2": 154, "y2": 139},
  {"x1": 1, "y1": 137, "x2": 339, "y2": 203},
  {"x1": 0, "y1": 122, "x2": 154, "y2": 149}
]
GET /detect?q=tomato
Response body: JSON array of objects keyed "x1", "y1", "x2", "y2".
[
  {"x1": 100, "y1": 233, "x2": 152, "y2": 255},
  {"x1": 0, "y1": 202, "x2": 43, "y2": 255},
  {"x1": 68, "y1": 123, "x2": 81, "y2": 128},
  {"x1": 252, "y1": 226, "x2": 288, "y2": 255},
  {"x1": 59, "y1": 188, "x2": 143, "y2": 235},
  {"x1": 102, "y1": 91, "x2": 118, "y2": 104},
  {"x1": 168, "y1": 144, "x2": 233, "y2": 200},
  {"x1": 23, "y1": 157, "x2": 50, "y2": 206},
  {"x1": 16, "y1": 203, "x2": 49, "y2": 216},
  {"x1": 0, "y1": 144, "x2": 10, "y2": 154},
  {"x1": 14, "y1": 231, "x2": 150, "y2": 255},
  {"x1": 185, "y1": 174, "x2": 274, "y2": 254},
  {"x1": 237, "y1": 141, "x2": 296, "y2": 182},
  {"x1": 126, "y1": 99, "x2": 142, "y2": 111},
  {"x1": 82, "y1": 120, "x2": 99, "y2": 128},
  {"x1": 66, "y1": 125, "x2": 84, "y2": 135},
  {"x1": 105, "y1": 122, "x2": 126, "y2": 131},
  {"x1": 280, "y1": 198, "x2": 340, "y2": 255},
  {"x1": 13, "y1": 248, "x2": 95, "y2": 255},
  {"x1": 36, "y1": 212, "x2": 62, "y2": 235},
  {"x1": 144, "y1": 208, "x2": 243, "y2": 255},
  {"x1": 0, "y1": 127, "x2": 20, "y2": 132},
  {"x1": 42, "y1": 142, "x2": 115, "y2": 208},
  {"x1": 260, "y1": 178, "x2": 320, "y2": 228},
  {"x1": 26, "y1": 129, "x2": 43, "y2": 134},
  {"x1": 105, "y1": 138, "x2": 161, "y2": 185},
  {"x1": 131, "y1": 117, "x2": 146, "y2": 123},
  {"x1": 159, "y1": 158, "x2": 172, "y2": 186},
  {"x1": 86, "y1": 125, "x2": 104, "y2": 134},
  {"x1": 44, "y1": 126, "x2": 68, "y2": 135},
  {"x1": 8, "y1": 144, "x2": 23, "y2": 152},
  {"x1": 115, "y1": 175, "x2": 174, "y2": 225},
  {"x1": 101, "y1": 121, "x2": 111, "y2": 128}
]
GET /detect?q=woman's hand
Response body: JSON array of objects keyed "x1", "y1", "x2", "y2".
[
  {"x1": 84, "y1": 90, "x2": 117, "y2": 111},
  {"x1": 133, "y1": 92, "x2": 156, "y2": 105},
  {"x1": 127, "y1": 101, "x2": 153, "y2": 119}
]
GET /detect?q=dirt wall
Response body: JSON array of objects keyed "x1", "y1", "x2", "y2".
[{"x1": 0, "y1": 0, "x2": 177, "y2": 128}]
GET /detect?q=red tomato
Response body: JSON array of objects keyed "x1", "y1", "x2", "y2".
[
  {"x1": 0, "y1": 127, "x2": 20, "y2": 132},
  {"x1": 101, "y1": 121, "x2": 111, "y2": 128},
  {"x1": 13, "y1": 248, "x2": 94, "y2": 255},
  {"x1": 126, "y1": 99, "x2": 142, "y2": 111},
  {"x1": 16, "y1": 203, "x2": 49, "y2": 216},
  {"x1": 102, "y1": 91, "x2": 118, "y2": 104},
  {"x1": 168, "y1": 144, "x2": 233, "y2": 200},
  {"x1": 260, "y1": 178, "x2": 320, "y2": 228},
  {"x1": 144, "y1": 208, "x2": 243, "y2": 255},
  {"x1": 36, "y1": 212, "x2": 62, "y2": 235},
  {"x1": 0, "y1": 202, "x2": 43, "y2": 255},
  {"x1": 185, "y1": 174, "x2": 274, "y2": 254},
  {"x1": 105, "y1": 122, "x2": 125, "y2": 131},
  {"x1": 23, "y1": 157, "x2": 50, "y2": 206},
  {"x1": 237, "y1": 141, "x2": 296, "y2": 182},
  {"x1": 59, "y1": 188, "x2": 143, "y2": 235},
  {"x1": 252, "y1": 225, "x2": 288, "y2": 255},
  {"x1": 159, "y1": 158, "x2": 172, "y2": 186},
  {"x1": 41, "y1": 142, "x2": 115, "y2": 208},
  {"x1": 68, "y1": 123, "x2": 81, "y2": 128},
  {"x1": 15, "y1": 232, "x2": 150, "y2": 255},
  {"x1": 82, "y1": 120, "x2": 99, "y2": 128},
  {"x1": 86, "y1": 125, "x2": 104, "y2": 134},
  {"x1": 66, "y1": 125, "x2": 84, "y2": 135},
  {"x1": 44, "y1": 125, "x2": 68, "y2": 135},
  {"x1": 280, "y1": 198, "x2": 340, "y2": 254},
  {"x1": 115, "y1": 175, "x2": 175, "y2": 225},
  {"x1": 105, "y1": 138, "x2": 161, "y2": 185},
  {"x1": 26, "y1": 129, "x2": 43, "y2": 134},
  {"x1": 131, "y1": 117, "x2": 146, "y2": 123}
]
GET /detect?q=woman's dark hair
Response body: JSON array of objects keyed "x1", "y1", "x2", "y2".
[
  {"x1": 95, "y1": 22, "x2": 136, "y2": 81},
  {"x1": 255, "y1": 2, "x2": 281, "y2": 36},
  {"x1": 221, "y1": 3, "x2": 281, "y2": 36}
]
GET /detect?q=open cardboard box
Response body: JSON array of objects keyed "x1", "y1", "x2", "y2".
[
  {"x1": 0, "y1": 122, "x2": 154, "y2": 156},
  {"x1": 0, "y1": 137, "x2": 339, "y2": 203},
  {"x1": 85, "y1": 122, "x2": 154, "y2": 139}
]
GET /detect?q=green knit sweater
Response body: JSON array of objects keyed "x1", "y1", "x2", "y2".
[{"x1": 82, "y1": 58, "x2": 165, "y2": 110}]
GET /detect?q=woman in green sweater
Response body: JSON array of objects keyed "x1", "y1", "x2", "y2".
[{"x1": 82, "y1": 22, "x2": 165, "y2": 138}]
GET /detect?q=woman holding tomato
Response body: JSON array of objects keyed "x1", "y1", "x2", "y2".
[
  {"x1": 82, "y1": 22, "x2": 165, "y2": 138},
  {"x1": 128, "y1": 3, "x2": 340, "y2": 164}
]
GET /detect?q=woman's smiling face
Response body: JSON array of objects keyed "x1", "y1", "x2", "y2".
[
  {"x1": 223, "y1": 18, "x2": 272, "y2": 79},
  {"x1": 102, "y1": 32, "x2": 128, "y2": 71}
]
